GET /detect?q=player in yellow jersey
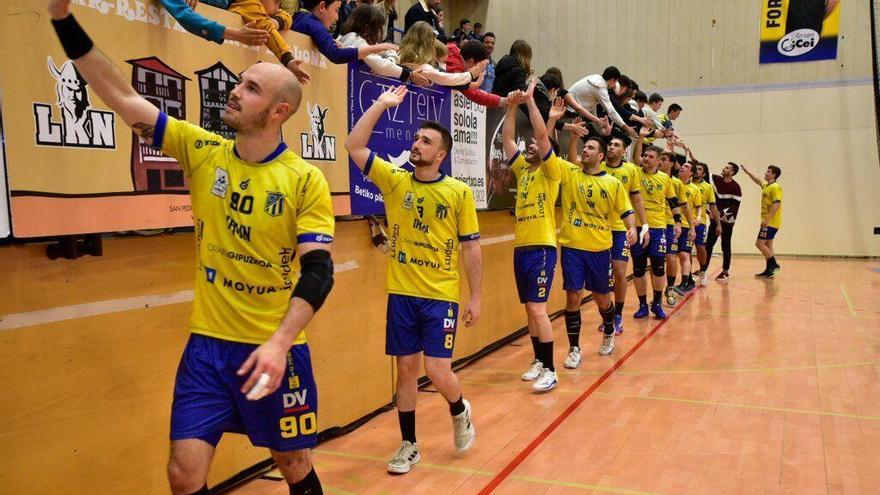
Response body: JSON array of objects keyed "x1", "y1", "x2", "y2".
[
  {"x1": 346, "y1": 86, "x2": 482, "y2": 474},
  {"x1": 671, "y1": 163, "x2": 704, "y2": 294},
  {"x1": 692, "y1": 162, "x2": 722, "y2": 286},
  {"x1": 599, "y1": 131, "x2": 650, "y2": 335},
  {"x1": 502, "y1": 82, "x2": 561, "y2": 392},
  {"x1": 631, "y1": 147, "x2": 684, "y2": 320},
  {"x1": 659, "y1": 152, "x2": 696, "y2": 303},
  {"x1": 48, "y1": 2, "x2": 334, "y2": 493},
  {"x1": 562, "y1": 133, "x2": 637, "y2": 362},
  {"x1": 743, "y1": 164, "x2": 784, "y2": 277}
]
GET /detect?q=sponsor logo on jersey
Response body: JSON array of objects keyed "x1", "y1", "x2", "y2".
[
  {"x1": 403, "y1": 191, "x2": 414, "y2": 210},
  {"x1": 435, "y1": 203, "x2": 449, "y2": 219},
  {"x1": 212, "y1": 167, "x2": 229, "y2": 197},
  {"x1": 205, "y1": 266, "x2": 217, "y2": 283},
  {"x1": 240, "y1": 178, "x2": 250, "y2": 190}
]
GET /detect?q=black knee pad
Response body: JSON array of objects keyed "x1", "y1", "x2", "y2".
[
  {"x1": 650, "y1": 257, "x2": 666, "y2": 277},
  {"x1": 632, "y1": 255, "x2": 647, "y2": 277}
]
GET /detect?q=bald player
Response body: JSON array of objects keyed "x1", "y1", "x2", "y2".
[{"x1": 48, "y1": 1, "x2": 334, "y2": 494}]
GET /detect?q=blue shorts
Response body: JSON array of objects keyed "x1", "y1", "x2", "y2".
[
  {"x1": 631, "y1": 227, "x2": 667, "y2": 259},
  {"x1": 758, "y1": 226, "x2": 778, "y2": 240},
  {"x1": 694, "y1": 224, "x2": 707, "y2": 246},
  {"x1": 611, "y1": 231, "x2": 630, "y2": 262},
  {"x1": 677, "y1": 227, "x2": 693, "y2": 253},
  {"x1": 513, "y1": 246, "x2": 557, "y2": 303},
  {"x1": 171, "y1": 334, "x2": 318, "y2": 451},
  {"x1": 386, "y1": 294, "x2": 459, "y2": 358},
  {"x1": 665, "y1": 225, "x2": 678, "y2": 254},
  {"x1": 561, "y1": 246, "x2": 612, "y2": 294}
]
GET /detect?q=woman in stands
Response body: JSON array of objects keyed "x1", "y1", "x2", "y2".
[
  {"x1": 398, "y1": 21, "x2": 485, "y2": 88},
  {"x1": 491, "y1": 39, "x2": 532, "y2": 97}
]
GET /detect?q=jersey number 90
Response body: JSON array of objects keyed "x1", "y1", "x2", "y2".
[{"x1": 280, "y1": 412, "x2": 317, "y2": 438}]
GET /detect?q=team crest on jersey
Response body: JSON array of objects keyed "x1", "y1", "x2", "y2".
[
  {"x1": 300, "y1": 102, "x2": 337, "y2": 161},
  {"x1": 403, "y1": 191, "x2": 414, "y2": 210},
  {"x1": 265, "y1": 191, "x2": 286, "y2": 217},
  {"x1": 435, "y1": 203, "x2": 449, "y2": 219},
  {"x1": 211, "y1": 167, "x2": 229, "y2": 197},
  {"x1": 34, "y1": 56, "x2": 116, "y2": 149}
]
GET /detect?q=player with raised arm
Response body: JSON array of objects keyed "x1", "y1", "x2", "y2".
[
  {"x1": 742, "y1": 164, "x2": 784, "y2": 277},
  {"x1": 47, "y1": 1, "x2": 335, "y2": 494},
  {"x1": 345, "y1": 86, "x2": 482, "y2": 474}
]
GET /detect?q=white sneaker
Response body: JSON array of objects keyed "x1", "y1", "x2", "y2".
[
  {"x1": 598, "y1": 334, "x2": 615, "y2": 356},
  {"x1": 521, "y1": 359, "x2": 543, "y2": 381},
  {"x1": 564, "y1": 346, "x2": 582, "y2": 369},
  {"x1": 387, "y1": 441, "x2": 420, "y2": 474},
  {"x1": 700, "y1": 271, "x2": 709, "y2": 286},
  {"x1": 532, "y1": 369, "x2": 558, "y2": 392},
  {"x1": 452, "y1": 399, "x2": 475, "y2": 452}
]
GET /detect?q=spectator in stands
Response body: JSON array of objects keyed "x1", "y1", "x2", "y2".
[
  {"x1": 564, "y1": 66, "x2": 636, "y2": 138},
  {"x1": 293, "y1": 0, "x2": 398, "y2": 65},
  {"x1": 445, "y1": 40, "x2": 508, "y2": 108},
  {"x1": 472, "y1": 22, "x2": 483, "y2": 40},
  {"x1": 453, "y1": 18, "x2": 471, "y2": 43},
  {"x1": 338, "y1": 5, "x2": 429, "y2": 85},
  {"x1": 491, "y1": 39, "x2": 532, "y2": 98},
  {"x1": 659, "y1": 103, "x2": 683, "y2": 130},
  {"x1": 480, "y1": 32, "x2": 496, "y2": 92},
  {"x1": 280, "y1": 0, "x2": 297, "y2": 15},
  {"x1": 335, "y1": 0, "x2": 374, "y2": 36},
  {"x1": 404, "y1": 0, "x2": 440, "y2": 34},
  {"x1": 160, "y1": 0, "x2": 270, "y2": 46},
  {"x1": 399, "y1": 21, "x2": 483, "y2": 87},
  {"x1": 377, "y1": 0, "x2": 398, "y2": 42},
  {"x1": 433, "y1": 5, "x2": 451, "y2": 42}
]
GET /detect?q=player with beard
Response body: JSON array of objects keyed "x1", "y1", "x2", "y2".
[
  {"x1": 704, "y1": 162, "x2": 743, "y2": 281},
  {"x1": 691, "y1": 162, "x2": 722, "y2": 285},
  {"x1": 47, "y1": 2, "x2": 336, "y2": 494},
  {"x1": 346, "y1": 86, "x2": 482, "y2": 474},
  {"x1": 658, "y1": 153, "x2": 695, "y2": 301},
  {"x1": 502, "y1": 82, "x2": 561, "y2": 392},
  {"x1": 672, "y1": 162, "x2": 702, "y2": 293},
  {"x1": 631, "y1": 147, "x2": 682, "y2": 320},
  {"x1": 599, "y1": 132, "x2": 650, "y2": 334}
]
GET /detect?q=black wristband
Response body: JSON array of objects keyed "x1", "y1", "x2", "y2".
[
  {"x1": 673, "y1": 214, "x2": 682, "y2": 223},
  {"x1": 399, "y1": 65, "x2": 412, "y2": 83},
  {"x1": 51, "y1": 14, "x2": 94, "y2": 60},
  {"x1": 272, "y1": 14, "x2": 290, "y2": 31},
  {"x1": 280, "y1": 51, "x2": 295, "y2": 67}
]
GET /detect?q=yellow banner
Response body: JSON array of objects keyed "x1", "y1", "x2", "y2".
[{"x1": 0, "y1": 0, "x2": 350, "y2": 237}]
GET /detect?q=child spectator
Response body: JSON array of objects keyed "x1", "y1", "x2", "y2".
[
  {"x1": 293, "y1": 0, "x2": 397, "y2": 65},
  {"x1": 160, "y1": 0, "x2": 269, "y2": 46}
]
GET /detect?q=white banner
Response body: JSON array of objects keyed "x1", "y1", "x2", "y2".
[
  {"x1": 0, "y1": 88, "x2": 9, "y2": 239},
  {"x1": 451, "y1": 91, "x2": 487, "y2": 208}
]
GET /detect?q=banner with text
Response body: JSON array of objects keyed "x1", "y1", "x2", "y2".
[
  {"x1": 760, "y1": 0, "x2": 842, "y2": 63},
  {"x1": 347, "y1": 63, "x2": 452, "y2": 215},
  {"x1": 0, "y1": 1, "x2": 349, "y2": 237},
  {"x1": 450, "y1": 91, "x2": 487, "y2": 209}
]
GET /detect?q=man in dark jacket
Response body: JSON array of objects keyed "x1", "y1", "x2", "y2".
[{"x1": 404, "y1": 0, "x2": 441, "y2": 34}]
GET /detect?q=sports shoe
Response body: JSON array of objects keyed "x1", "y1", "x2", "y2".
[
  {"x1": 521, "y1": 359, "x2": 543, "y2": 381},
  {"x1": 665, "y1": 287, "x2": 678, "y2": 305},
  {"x1": 452, "y1": 399, "x2": 475, "y2": 452},
  {"x1": 532, "y1": 369, "x2": 558, "y2": 392},
  {"x1": 614, "y1": 314, "x2": 623, "y2": 335},
  {"x1": 715, "y1": 271, "x2": 729, "y2": 282},
  {"x1": 564, "y1": 346, "x2": 582, "y2": 369},
  {"x1": 755, "y1": 269, "x2": 771, "y2": 278},
  {"x1": 387, "y1": 441, "x2": 420, "y2": 474},
  {"x1": 598, "y1": 333, "x2": 615, "y2": 355},
  {"x1": 651, "y1": 302, "x2": 667, "y2": 319},
  {"x1": 767, "y1": 264, "x2": 781, "y2": 278},
  {"x1": 633, "y1": 304, "x2": 649, "y2": 319},
  {"x1": 700, "y1": 271, "x2": 709, "y2": 286},
  {"x1": 671, "y1": 284, "x2": 687, "y2": 296}
]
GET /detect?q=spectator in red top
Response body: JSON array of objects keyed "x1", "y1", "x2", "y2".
[{"x1": 445, "y1": 40, "x2": 508, "y2": 108}]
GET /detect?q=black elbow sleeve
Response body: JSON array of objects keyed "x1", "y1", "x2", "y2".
[{"x1": 292, "y1": 250, "x2": 334, "y2": 311}]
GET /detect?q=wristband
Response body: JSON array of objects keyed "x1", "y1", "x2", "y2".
[
  {"x1": 673, "y1": 214, "x2": 682, "y2": 223},
  {"x1": 51, "y1": 14, "x2": 94, "y2": 60}
]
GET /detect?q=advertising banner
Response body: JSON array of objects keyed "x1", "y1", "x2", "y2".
[
  {"x1": 760, "y1": 0, "x2": 842, "y2": 63},
  {"x1": 450, "y1": 90, "x2": 487, "y2": 208},
  {"x1": 485, "y1": 107, "x2": 535, "y2": 209}
]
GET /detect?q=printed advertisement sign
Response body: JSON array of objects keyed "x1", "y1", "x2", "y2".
[{"x1": 760, "y1": 0, "x2": 842, "y2": 63}]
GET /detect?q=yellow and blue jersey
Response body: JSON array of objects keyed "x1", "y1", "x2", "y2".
[
  {"x1": 761, "y1": 181, "x2": 783, "y2": 228},
  {"x1": 511, "y1": 150, "x2": 561, "y2": 248},
  {"x1": 365, "y1": 154, "x2": 480, "y2": 303},
  {"x1": 156, "y1": 113, "x2": 335, "y2": 346},
  {"x1": 694, "y1": 179, "x2": 715, "y2": 224},
  {"x1": 601, "y1": 160, "x2": 642, "y2": 231},
  {"x1": 640, "y1": 169, "x2": 676, "y2": 229},
  {"x1": 665, "y1": 176, "x2": 688, "y2": 226},
  {"x1": 682, "y1": 181, "x2": 703, "y2": 228},
  {"x1": 558, "y1": 160, "x2": 633, "y2": 252}
]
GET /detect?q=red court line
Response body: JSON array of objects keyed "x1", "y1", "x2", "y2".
[{"x1": 477, "y1": 290, "x2": 700, "y2": 494}]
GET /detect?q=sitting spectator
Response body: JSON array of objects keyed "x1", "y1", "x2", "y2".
[
  {"x1": 225, "y1": 0, "x2": 310, "y2": 83},
  {"x1": 404, "y1": 0, "x2": 440, "y2": 34},
  {"x1": 399, "y1": 21, "x2": 481, "y2": 87},
  {"x1": 471, "y1": 22, "x2": 483, "y2": 40},
  {"x1": 293, "y1": 0, "x2": 398, "y2": 65},
  {"x1": 491, "y1": 39, "x2": 532, "y2": 98},
  {"x1": 445, "y1": 40, "x2": 506, "y2": 108},
  {"x1": 338, "y1": 5, "x2": 428, "y2": 85},
  {"x1": 480, "y1": 31, "x2": 496, "y2": 92},
  {"x1": 160, "y1": 0, "x2": 269, "y2": 46},
  {"x1": 453, "y1": 18, "x2": 471, "y2": 44}
]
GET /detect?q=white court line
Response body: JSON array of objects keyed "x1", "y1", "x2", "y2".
[{"x1": 0, "y1": 260, "x2": 361, "y2": 332}]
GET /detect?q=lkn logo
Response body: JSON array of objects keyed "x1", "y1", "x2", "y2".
[{"x1": 300, "y1": 102, "x2": 336, "y2": 161}]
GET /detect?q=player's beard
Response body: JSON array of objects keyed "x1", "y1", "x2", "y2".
[
  {"x1": 410, "y1": 149, "x2": 433, "y2": 168},
  {"x1": 222, "y1": 103, "x2": 271, "y2": 135}
]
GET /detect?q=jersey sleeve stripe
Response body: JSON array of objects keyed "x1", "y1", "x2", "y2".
[
  {"x1": 458, "y1": 233, "x2": 481, "y2": 241},
  {"x1": 151, "y1": 112, "x2": 168, "y2": 150},
  {"x1": 364, "y1": 152, "x2": 377, "y2": 177},
  {"x1": 298, "y1": 233, "x2": 334, "y2": 244},
  {"x1": 542, "y1": 149, "x2": 553, "y2": 161},
  {"x1": 506, "y1": 150, "x2": 521, "y2": 166},
  {"x1": 620, "y1": 209, "x2": 634, "y2": 219}
]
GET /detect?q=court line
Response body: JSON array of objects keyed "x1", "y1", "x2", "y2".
[
  {"x1": 840, "y1": 284, "x2": 858, "y2": 318},
  {"x1": 509, "y1": 475, "x2": 666, "y2": 495},
  {"x1": 316, "y1": 448, "x2": 495, "y2": 477},
  {"x1": 593, "y1": 392, "x2": 880, "y2": 421},
  {"x1": 466, "y1": 360, "x2": 880, "y2": 377},
  {"x1": 477, "y1": 290, "x2": 700, "y2": 494},
  {"x1": 0, "y1": 260, "x2": 361, "y2": 332}
]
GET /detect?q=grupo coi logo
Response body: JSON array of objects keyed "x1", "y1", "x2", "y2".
[{"x1": 777, "y1": 29, "x2": 820, "y2": 57}]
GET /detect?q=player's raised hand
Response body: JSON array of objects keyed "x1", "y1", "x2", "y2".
[
  {"x1": 48, "y1": 0, "x2": 72, "y2": 19},
  {"x1": 377, "y1": 85, "x2": 408, "y2": 109}
]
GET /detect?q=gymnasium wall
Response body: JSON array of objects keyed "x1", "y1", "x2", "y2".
[{"x1": 472, "y1": 0, "x2": 880, "y2": 257}]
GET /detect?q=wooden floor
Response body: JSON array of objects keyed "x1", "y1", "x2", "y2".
[{"x1": 230, "y1": 257, "x2": 880, "y2": 495}]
